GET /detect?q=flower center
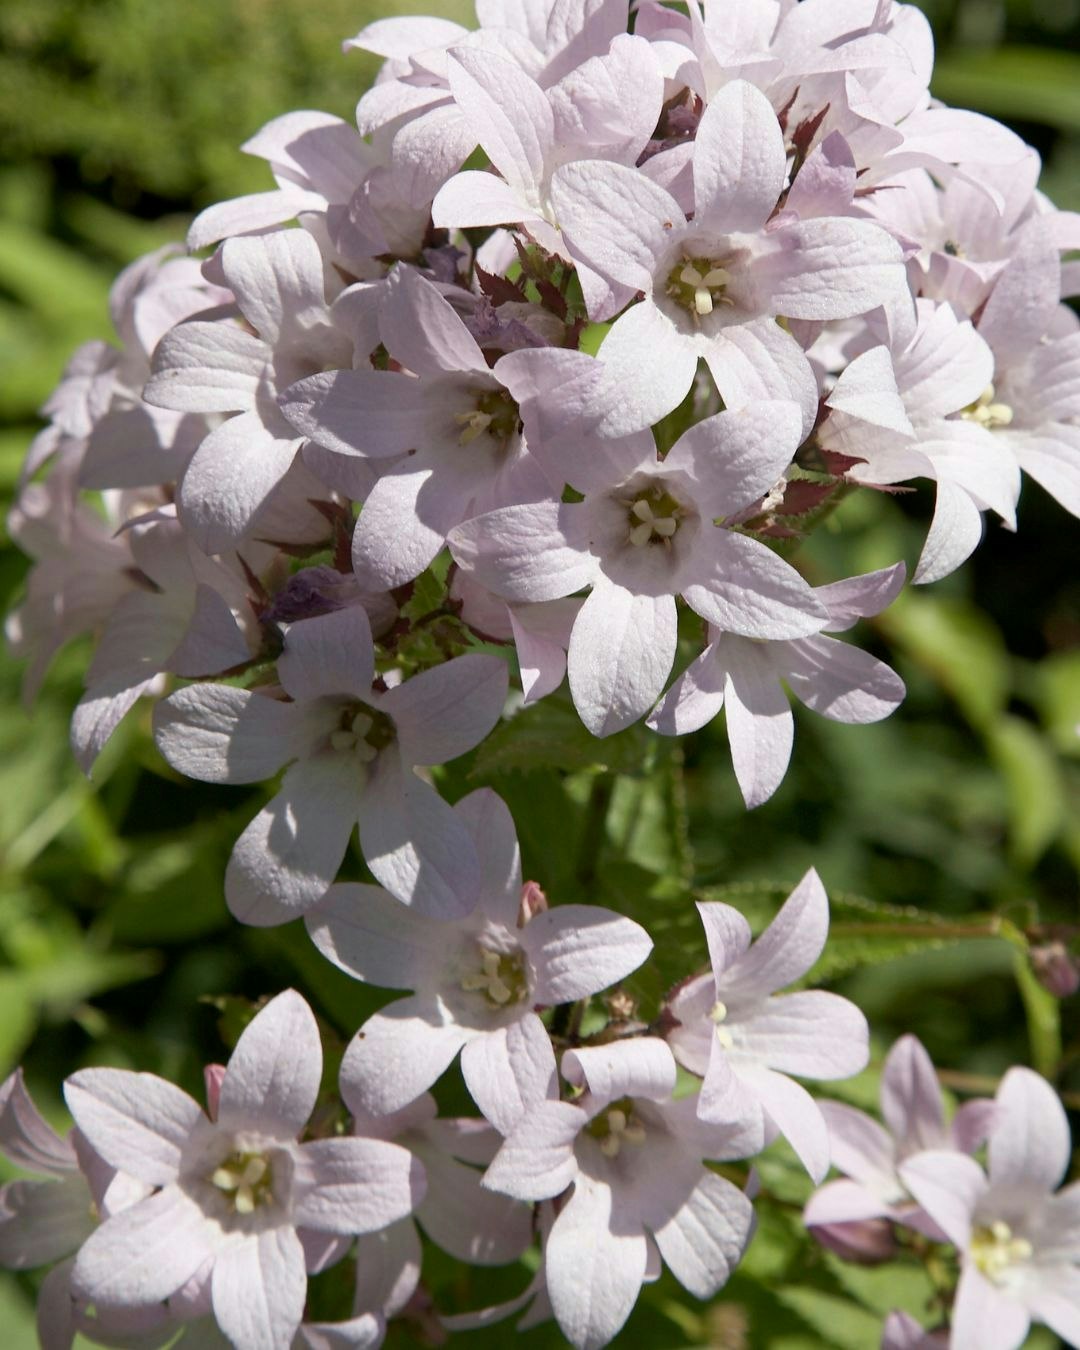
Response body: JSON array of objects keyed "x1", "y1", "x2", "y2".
[
  {"x1": 626, "y1": 487, "x2": 683, "y2": 547},
  {"x1": 329, "y1": 703, "x2": 394, "y2": 760},
  {"x1": 210, "y1": 1150, "x2": 275, "y2": 1216},
  {"x1": 961, "y1": 384, "x2": 1013, "y2": 429},
  {"x1": 460, "y1": 944, "x2": 529, "y2": 1007},
  {"x1": 710, "y1": 999, "x2": 735, "y2": 1050},
  {"x1": 971, "y1": 1220, "x2": 1033, "y2": 1283},
  {"x1": 455, "y1": 388, "x2": 520, "y2": 448},
  {"x1": 665, "y1": 255, "x2": 733, "y2": 320},
  {"x1": 588, "y1": 1098, "x2": 647, "y2": 1159}
]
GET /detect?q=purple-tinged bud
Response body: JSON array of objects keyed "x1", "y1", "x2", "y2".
[
  {"x1": 1031, "y1": 942, "x2": 1080, "y2": 998},
  {"x1": 808, "y1": 1218, "x2": 898, "y2": 1265},
  {"x1": 204, "y1": 1063, "x2": 227, "y2": 1121},
  {"x1": 519, "y1": 880, "x2": 548, "y2": 926}
]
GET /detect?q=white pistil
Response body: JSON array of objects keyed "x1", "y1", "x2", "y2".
[
  {"x1": 460, "y1": 948, "x2": 515, "y2": 1005},
  {"x1": 330, "y1": 712, "x2": 379, "y2": 760},
  {"x1": 455, "y1": 410, "x2": 494, "y2": 445},
  {"x1": 599, "y1": 1106, "x2": 647, "y2": 1158},
  {"x1": 962, "y1": 384, "x2": 1014, "y2": 429},
  {"x1": 972, "y1": 1220, "x2": 1033, "y2": 1283},
  {"x1": 710, "y1": 1000, "x2": 734, "y2": 1050},
  {"x1": 628, "y1": 498, "x2": 679, "y2": 547},
  {"x1": 211, "y1": 1154, "x2": 270, "y2": 1216}
]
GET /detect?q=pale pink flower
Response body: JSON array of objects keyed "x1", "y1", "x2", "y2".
[
  {"x1": 450, "y1": 400, "x2": 828, "y2": 736},
  {"x1": 547, "y1": 79, "x2": 904, "y2": 435},
  {"x1": 187, "y1": 111, "x2": 376, "y2": 252},
  {"x1": 280, "y1": 265, "x2": 550, "y2": 589},
  {"x1": 881, "y1": 1310, "x2": 949, "y2": 1349},
  {"x1": 153, "y1": 605, "x2": 508, "y2": 923},
  {"x1": 341, "y1": 1091, "x2": 533, "y2": 1319},
  {"x1": 430, "y1": 38, "x2": 664, "y2": 318},
  {"x1": 822, "y1": 300, "x2": 1021, "y2": 583},
  {"x1": 71, "y1": 509, "x2": 255, "y2": 773},
  {"x1": 649, "y1": 564, "x2": 907, "y2": 806},
  {"x1": 144, "y1": 229, "x2": 353, "y2": 553},
  {"x1": 901, "y1": 1067, "x2": 1080, "y2": 1350},
  {"x1": 65, "y1": 991, "x2": 423, "y2": 1350},
  {"x1": 666, "y1": 869, "x2": 868, "y2": 1181},
  {"x1": 482, "y1": 1038, "x2": 760, "y2": 1350},
  {"x1": 804, "y1": 1035, "x2": 994, "y2": 1245},
  {"x1": 312, "y1": 788, "x2": 652, "y2": 1127}
]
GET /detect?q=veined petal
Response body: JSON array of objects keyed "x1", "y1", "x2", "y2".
[
  {"x1": 144, "y1": 322, "x2": 266, "y2": 414},
  {"x1": 385, "y1": 654, "x2": 508, "y2": 767},
  {"x1": 551, "y1": 160, "x2": 678, "y2": 295},
  {"x1": 546, "y1": 1172, "x2": 648, "y2": 1350},
  {"x1": 217, "y1": 989, "x2": 321, "y2": 1140},
  {"x1": 460, "y1": 1016, "x2": 558, "y2": 1138},
  {"x1": 683, "y1": 531, "x2": 828, "y2": 639},
  {"x1": 693, "y1": 80, "x2": 785, "y2": 233},
  {"x1": 358, "y1": 753, "x2": 479, "y2": 918},
  {"x1": 649, "y1": 1170, "x2": 753, "y2": 1298},
  {"x1": 340, "y1": 1003, "x2": 470, "y2": 1117},
  {"x1": 277, "y1": 605, "x2": 374, "y2": 703},
  {"x1": 211, "y1": 1227, "x2": 307, "y2": 1350},
  {"x1": 446, "y1": 47, "x2": 553, "y2": 198},
  {"x1": 721, "y1": 639, "x2": 794, "y2": 809},
  {"x1": 177, "y1": 411, "x2": 301, "y2": 555},
  {"x1": 224, "y1": 755, "x2": 362, "y2": 925},
  {"x1": 720, "y1": 868, "x2": 830, "y2": 999},
  {"x1": 72, "y1": 1186, "x2": 220, "y2": 1307},
  {"x1": 449, "y1": 501, "x2": 596, "y2": 603},
  {"x1": 153, "y1": 685, "x2": 301, "y2": 784},
  {"x1": 305, "y1": 882, "x2": 448, "y2": 991},
  {"x1": 524, "y1": 905, "x2": 653, "y2": 1004},
  {"x1": 292, "y1": 1137, "x2": 423, "y2": 1234},
  {"x1": 64, "y1": 1070, "x2": 200, "y2": 1187}
]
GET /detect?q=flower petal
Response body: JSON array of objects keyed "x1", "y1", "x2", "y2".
[{"x1": 217, "y1": 989, "x2": 321, "y2": 1140}]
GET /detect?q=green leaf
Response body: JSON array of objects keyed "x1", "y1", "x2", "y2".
[
  {"x1": 880, "y1": 592, "x2": 1009, "y2": 731},
  {"x1": 933, "y1": 46, "x2": 1080, "y2": 135},
  {"x1": 823, "y1": 1252, "x2": 935, "y2": 1321},
  {"x1": 471, "y1": 699, "x2": 654, "y2": 777},
  {"x1": 1033, "y1": 649, "x2": 1080, "y2": 758},
  {"x1": 775, "y1": 1287, "x2": 884, "y2": 1350},
  {"x1": 986, "y1": 715, "x2": 1065, "y2": 867}
]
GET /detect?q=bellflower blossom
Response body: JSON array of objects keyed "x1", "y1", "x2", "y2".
[
  {"x1": 482, "y1": 1038, "x2": 761, "y2": 1350},
  {"x1": 63, "y1": 990, "x2": 423, "y2": 1350},
  {"x1": 900, "y1": 1067, "x2": 1080, "y2": 1350},
  {"x1": 153, "y1": 604, "x2": 508, "y2": 922},
  {"x1": 804, "y1": 1034, "x2": 994, "y2": 1245},
  {"x1": 311, "y1": 787, "x2": 652, "y2": 1129},
  {"x1": 666, "y1": 869, "x2": 869, "y2": 1181}
]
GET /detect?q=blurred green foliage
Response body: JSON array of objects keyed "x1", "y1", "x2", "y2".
[{"x1": 0, "y1": 0, "x2": 1078, "y2": 1346}]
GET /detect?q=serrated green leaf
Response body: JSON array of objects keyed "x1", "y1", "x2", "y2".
[{"x1": 471, "y1": 699, "x2": 653, "y2": 777}]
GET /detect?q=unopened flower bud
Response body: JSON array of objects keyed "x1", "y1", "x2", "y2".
[
  {"x1": 808, "y1": 1218, "x2": 897, "y2": 1265},
  {"x1": 203, "y1": 1063, "x2": 227, "y2": 1121},
  {"x1": 1031, "y1": 942, "x2": 1080, "y2": 999},
  {"x1": 519, "y1": 880, "x2": 548, "y2": 925}
]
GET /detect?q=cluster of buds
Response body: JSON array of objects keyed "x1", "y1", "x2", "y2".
[{"x1": 6, "y1": 1, "x2": 1080, "y2": 1347}]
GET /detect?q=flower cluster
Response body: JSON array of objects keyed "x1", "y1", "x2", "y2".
[
  {"x1": 6, "y1": 0, "x2": 1080, "y2": 1346},
  {"x1": 806, "y1": 1039, "x2": 1080, "y2": 1348}
]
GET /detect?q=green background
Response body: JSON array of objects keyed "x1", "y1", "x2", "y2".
[{"x1": 0, "y1": 1, "x2": 1078, "y2": 1345}]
